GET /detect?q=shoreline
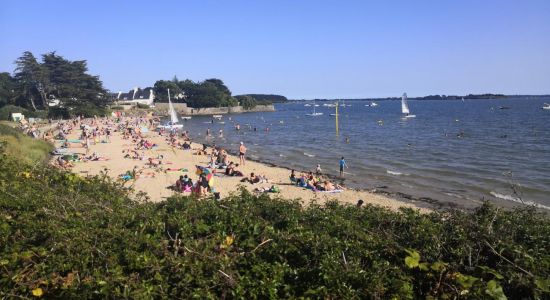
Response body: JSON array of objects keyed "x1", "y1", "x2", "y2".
[
  {"x1": 203, "y1": 141, "x2": 447, "y2": 211},
  {"x1": 52, "y1": 118, "x2": 432, "y2": 213}
]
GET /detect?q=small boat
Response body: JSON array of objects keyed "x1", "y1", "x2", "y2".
[
  {"x1": 304, "y1": 104, "x2": 311, "y2": 107},
  {"x1": 306, "y1": 100, "x2": 324, "y2": 116},
  {"x1": 366, "y1": 101, "x2": 378, "y2": 107},
  {"x1": 181, "y1": 116, "x2": 192, "y2": 120},
  {"x1": 542, "y1": 103, "x2": 550, "y2": 110},
  {"x1": 157, "y1": 89, "x2": 184, "y2": 130},
  {"x1": 499, "y1": 106, "x2": 511, "y2": 110},
  {"x1": 401, "y1": 93, "x2": 416, "y2": 118},
  {"x1": 212, "y1": 115, "x2": 223, "y2": 120}
]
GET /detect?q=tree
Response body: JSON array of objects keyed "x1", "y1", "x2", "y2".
[
  {"x1": 153, "y1": 80, "x2": 183, "y2": 102},
  {"x1": 41, "y1": 52, "x2": 108, "y2": 107},
  {"x1": 235, "y1": 95, "x2": 257, "y2": 109},
  {"x1": 0, "y1": 72, "x2": 16, "y2": 107},
  {"x1": 13, "y1": 51, "x2": 46, "y2": 110}
]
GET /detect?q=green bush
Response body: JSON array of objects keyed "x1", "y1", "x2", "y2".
[
  {"x1": 0, "y1": 146, "x2": 548, "y2": 298},
  {"x1": 0, "y1": 105, "x2": 47, "y2": 121},
  {"x1": 136, "y1": 103, "x2": 150, "y2": 109},
  {"x1": 69, "y1": 103, "x2": 108, "y2": 118},
  {"x1": 47, "y1": 106, "x2": 70, "y2": 119},
  {"x1": 0, "y1": 124, "x2": 53, "y2": 164}
]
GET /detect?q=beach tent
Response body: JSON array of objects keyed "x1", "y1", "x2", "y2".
[{"x1": 11, "y1": 113, "x2": 24, "y2": 122}]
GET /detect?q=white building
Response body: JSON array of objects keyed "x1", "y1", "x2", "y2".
[{"x1": 115, "y1": 87, "x2": 154, "y2": 106}]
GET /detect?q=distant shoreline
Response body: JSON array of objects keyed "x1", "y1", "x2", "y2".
[{"x1": 289, "y1": 95, "x2": 550, "y2": 102}]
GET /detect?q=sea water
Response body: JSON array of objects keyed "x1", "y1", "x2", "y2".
[{"x1": 176, "y1": 98, "x2": 550, "y2": 209}]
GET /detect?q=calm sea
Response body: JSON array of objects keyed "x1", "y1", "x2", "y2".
[{"x1": 174, "y1": 98, "x2": 550, "y2": 210}]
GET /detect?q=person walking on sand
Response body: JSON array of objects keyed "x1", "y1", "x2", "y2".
[
  {"x1": 339, "y1": 156, "x2": 348, "y2": 177},
  {"x1": 239, "y1": 142, "x2": 247, "y2": 166}
]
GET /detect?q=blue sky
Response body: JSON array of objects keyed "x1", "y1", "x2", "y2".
[{"x1": 1, "y1": 0, "x2": 549, "y2": 98}]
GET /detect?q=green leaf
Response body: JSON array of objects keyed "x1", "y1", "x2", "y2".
[
  {"x1": 456, "y1": 273, "x2": 478, "y2": 289},
  {"x1": 405, "y1": 256, "x2": 419, "y2": 269},
  {"x1": 430, "y1": 261, "x2": 447, "y2": 272},
  {"x1": 535, "y1": 277, "x2": 550, "y2": 292},
  {"x1": 485, "y1": 280, "x2": 507, "y2": 300},
  {"x1": 478, "y1": 266, "x2": 504, "y2": 280},
  {"x1": 404, "y1": 249, "x2": 421, "y2": 268},
  {"x1": 418, "y1": 262, "x2": 429, "y2": 271}
]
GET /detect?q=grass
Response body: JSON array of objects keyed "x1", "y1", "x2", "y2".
[{"x1": 0, "y1": 124, "x2": 53, "y2": 165}]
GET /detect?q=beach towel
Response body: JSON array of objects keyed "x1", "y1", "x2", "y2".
[
  {"x1": 322, "y1": 189, "x2": 344, "y2": 193},
  {"x1": 52, "y1": 148, "x2": 70, "y2": 155},
  {"x1": 166, "y1": 168, "x2": 188, "y2": 172}
]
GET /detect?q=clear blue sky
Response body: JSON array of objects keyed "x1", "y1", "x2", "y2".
[{"x1": 1, "y1": 0, "x2": 549, "y2": 98}]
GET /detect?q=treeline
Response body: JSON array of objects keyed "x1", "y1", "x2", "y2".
[
  {"x1": 0, "y1": 51, "x2": 109, "y2": 119},
  {"x1": 413, "y1": 94, "x2": 507, "y2": 100},
  {"x1": 153, "y1": 77, "x2": 285, "y2": 109},
  {"x1": 235, "y1": 94, "x2": 288, "y2": 103}
]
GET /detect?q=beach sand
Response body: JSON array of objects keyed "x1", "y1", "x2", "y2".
[{"x1": 59, "y1": 125, "x2": 428, "y2": 212}]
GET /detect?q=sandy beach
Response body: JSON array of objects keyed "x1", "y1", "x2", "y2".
[{"x1": 54, "y1": 119, "x2": 428, "y2": 212}]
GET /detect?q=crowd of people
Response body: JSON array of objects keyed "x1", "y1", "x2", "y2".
[{"x1": 37, "y1": 112, "x2": 352, "y2": 200}]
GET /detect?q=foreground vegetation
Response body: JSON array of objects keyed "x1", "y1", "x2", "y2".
[
  {"x1": 0, "y1": 124, "x2": 53, "y2": 164},
  {"x1": 0, "y1": 134, "x2": 548, "y2": 298}
]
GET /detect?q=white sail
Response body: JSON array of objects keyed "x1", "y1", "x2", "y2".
[
  {"x1": 401, "y1": 93, "x2": 410, "y2": 114},
  {"x1": 168, "y1": 89, "x2": 179, "y2": 123}
]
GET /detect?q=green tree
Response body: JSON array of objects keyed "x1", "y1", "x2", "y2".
[
  {"x1": 13, "y1": 51, "x2": 46, "y2": 110},
  {"x1": 41, "y1": 52, "x2": 108, "y2": 107},
  {"x1": 0, "y1": 72, "x2": 16, "y2": 107},
  {"x1": 235, "y1": 95, "x2": 258, "y2": 109},
  {"x1": 153, "y1": 80, "x2": 183, "y2": 102}
]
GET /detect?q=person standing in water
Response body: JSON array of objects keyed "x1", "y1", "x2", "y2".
[
  {"x1": 339, "y1": 156, "x2": 348, "y2": 177},
  {"x1": 239, "y1": 142, "x2": 247, "y2": 166}
]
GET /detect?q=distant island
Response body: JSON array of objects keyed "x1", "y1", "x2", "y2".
[{"x1": 291, "y1": 93, "x2": 550, "y2": 102}]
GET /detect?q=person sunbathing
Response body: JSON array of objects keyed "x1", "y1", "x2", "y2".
[
  {"x1": 306, "y1": 175, "x2": 318, "y2": 190},
  {"x1": 323, "y1": 180, "x2": 345, "y2": 191},
  {"x1": 241, "y1": 172, "x2": 261, "y2": 184},
  {"x1": 323, "y1": 181, "x2": 336, "y2": 191},
  {"x1": 226, "y1": 163, "x2": 244, "y2": 177}
]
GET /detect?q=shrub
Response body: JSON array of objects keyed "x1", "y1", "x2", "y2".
[
  {"x1": 0, "y1": 144, "x2": 548, "y2": 298},
  {"x1": 69, "y1": 103, "x2": 108, "y2": 118},
  {"x1": 0, "y1": 124, "x2": 53, "y2": 164},
  {"x1": 136, "y1": 103, "x2": 150, "y2": 109},
  {"x1": 0, "y1": 105, "x2": 47, "y2": 121}
]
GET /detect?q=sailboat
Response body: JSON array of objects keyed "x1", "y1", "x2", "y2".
[
  {"x1": 365, "y1": 101, "x2": 378, "y2": 107},
  {"x1": 306, "y1": 100, "x2": 323, "y2": 116},
  {"x1": 157, "y1": 89, "x2": 184, "y2": 130},
  {"x1": 401, "y1": 93, "x2": 416, "y2": 118}
]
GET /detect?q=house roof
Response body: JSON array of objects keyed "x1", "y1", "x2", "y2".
[{"x1": 116, "y1": 87, "x2": 154, "y2": 100}]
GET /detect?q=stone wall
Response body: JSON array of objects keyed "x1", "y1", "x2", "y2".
[{"x1": 153, "y1": 103, "x2": 275, "y2": 116}]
